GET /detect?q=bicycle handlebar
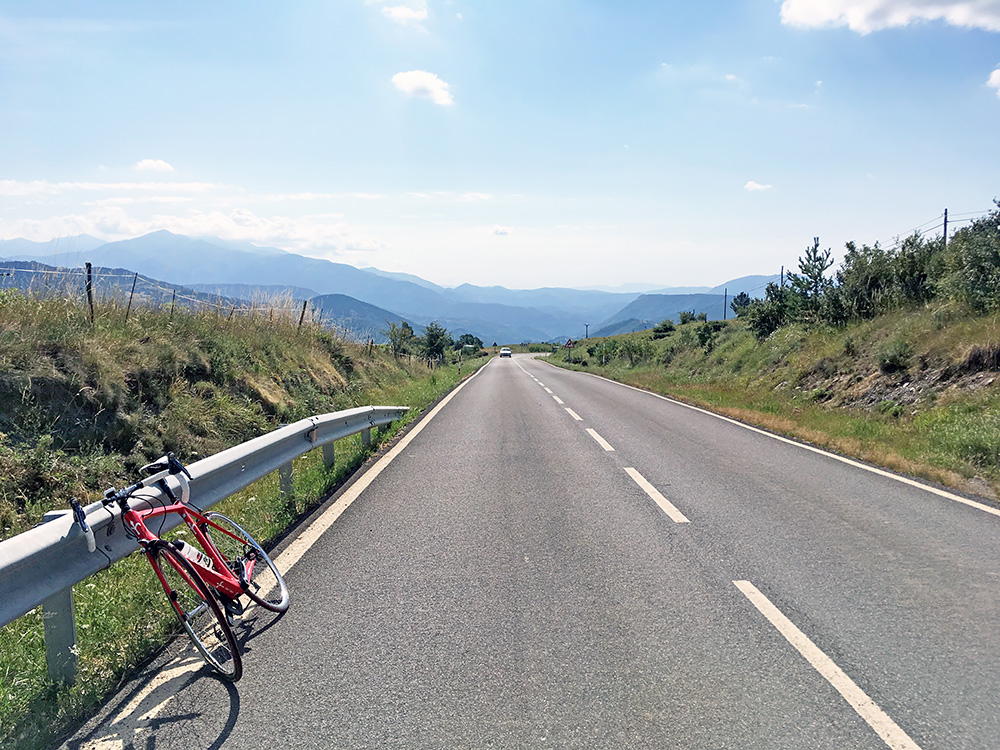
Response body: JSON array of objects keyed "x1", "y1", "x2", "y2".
[{"x1": 101, "y1": 453, "x2": 192, "y2": 509}]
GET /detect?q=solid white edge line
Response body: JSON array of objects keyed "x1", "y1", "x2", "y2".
[
  {"x1": 586, "y1": 428, "x2": 615, "y2": 452},
  {"x1": 543, "y1": 361, "x2": 1000, "y2": 520},
  {"x1": 565, "y1": 408, "x2": 583, "y2": 421},
  {"x1": 273, "y1": 360, "x2": 490, "y2": 577},
  {"x1": 624, "y1": 467, "x2": 689, "y2": 523},
  {"x1": 734, "y1": 580, "x2": 922, "y2": 750}
]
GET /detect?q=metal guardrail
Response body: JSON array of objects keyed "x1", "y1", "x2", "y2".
[{"x1": 0, "y1": 405, "x2": 408, "y2": 683}]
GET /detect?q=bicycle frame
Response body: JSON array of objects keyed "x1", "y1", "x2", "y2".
[
  {"x1": 126, "y1": 502, "x2": 254, "y2": 601},
  {"x1": 118, "y1": 467, "x2": 257, "y2": 603}
]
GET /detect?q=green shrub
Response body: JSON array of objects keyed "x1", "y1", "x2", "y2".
[
  {"x1": 877, "y1": 399, "x2": 905, "y2": 418},
  {"x1": 877, "y1": 338, "x2": 913, "y2": 374}
]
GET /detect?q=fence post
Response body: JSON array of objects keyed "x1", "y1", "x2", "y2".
[
  {"x1": 42, "y1": 586, "x2": 79, "y2": 684},
  {"x1": 278, "y1": 462, "x2": 293, "y2": 498},
  {"x1": 85, "y1": 262, "x2": 95, "y2": 325},
  {"x1": 124, "y1": 272, "x2": 138, "y2": 323},
  {"x1": 38, "y1": 508, "x2": 80, "y2": 683}
]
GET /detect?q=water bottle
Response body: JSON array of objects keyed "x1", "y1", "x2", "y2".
[{"x1": 173, "y1": 540, "x2": 213, "y2": 570}]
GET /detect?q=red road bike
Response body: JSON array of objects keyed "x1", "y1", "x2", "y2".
[{"x1": 73, "y1": 454, "x2": 289, "y2": 681}]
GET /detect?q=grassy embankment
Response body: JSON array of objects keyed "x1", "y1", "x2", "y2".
[
  {"x1": 0, "y1": 289, "x2": 485, "y2": 750},
  {"x1": 553, "y1": 304, "x2": 1000, "y2": 499}
]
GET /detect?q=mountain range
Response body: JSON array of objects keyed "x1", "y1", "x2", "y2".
[{"x1": 0, "y1": 232, "x2": 779, "y2": 344}]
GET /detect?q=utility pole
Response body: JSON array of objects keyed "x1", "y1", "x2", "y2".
[
  {"x1": 943, "y1": 208, "x2": 948, "y2": 247},
  {"x1": 723, "y1": 288, "x2": 727, "y2": 321},
  {"x1": 780, "y1": 265, "x2": 784, "y2": 288},
  {"x1": 585, "y1": 323, "x2": 589, "y2": 339}
]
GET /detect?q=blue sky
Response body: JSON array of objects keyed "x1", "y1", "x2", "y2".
[{"x1": 1, "y1": 1, "x2": 998, "y2": 289}]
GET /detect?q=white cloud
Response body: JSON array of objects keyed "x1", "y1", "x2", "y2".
[
  {"x1": 744, "y1": 181, "x2": 773, "y2": 191},
  {"x1": 367, "y1": 1, "x2": 428, "y2": 30},
  {"x1": 392, "y1": 70, "x2": 454, "y2": 106},
  {"x1": 382, "y1": 4, "x2": 427, "y2": 24},
  {"x1": 989, "y1": 67, "x2": 1000, "y2": 97},
  {"x1": 135, "y1": 159, "x2": 175, "y2": 172},
  {"x1": 780, "y1": 0, "x2": 1000, "y2": 33},
  {"x1": 492, "y1": 225, "x2": 509, "y2": 236}
]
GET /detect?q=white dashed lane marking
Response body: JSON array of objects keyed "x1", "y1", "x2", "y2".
[
  {"x1": 735, "y1": 581, "x2": 922, "y2": 750},
  {"x1": 624, "y1": 468, "x2": 689, "y2": 523},
  {"x1": 586, "y1": 428, "x2": 615, "y2": 452}
]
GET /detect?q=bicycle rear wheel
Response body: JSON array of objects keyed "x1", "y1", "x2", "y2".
[
  {"x1": 202, "y1": 512, "x2": 290, "y2": 613},
  {"x1": 148, "y1": 540, "x2": 242, "y2": 681}
]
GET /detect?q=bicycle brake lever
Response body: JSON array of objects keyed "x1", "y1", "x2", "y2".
[
  {"x1": 167, "y1": 452, "x2": 192, "y2": 479},
  {"x1": 69, "y1": 497, "x2": 96, "y2": 553}
]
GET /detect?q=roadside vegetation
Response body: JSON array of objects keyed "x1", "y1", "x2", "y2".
[
  {"x1": 555, "y1": 201, "x2": 1000, "y2": 499},
  {"x1": 0, "y1": 290, "x2": 486, "y2": 750}
]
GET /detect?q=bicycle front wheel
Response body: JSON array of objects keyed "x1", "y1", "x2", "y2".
[
  {"x1": 148, "y1": 540, "x2": 242, "y2": 681},
  {"x1": 202, "y1": 512, "x2": 290, "y2": 613}
]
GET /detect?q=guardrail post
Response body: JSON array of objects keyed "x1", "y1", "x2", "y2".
[
  {"x1": 278, "y1": 461, "x2": 293, "y2": 498},
  {"x1": 42, "y1": 586, "x2": 78, "y2": 684},
  {"x1": 322, "y1": 442, "x2": 335, "y2": 468},
  {"x1": 362, "y1": 428, "x2": 371, "y2": 447}
]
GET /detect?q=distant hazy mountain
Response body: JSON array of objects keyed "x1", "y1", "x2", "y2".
[
  {"x1": 43, "y1": 231, "x2": 449, "y2": 318},
  {"x1": 441, "y1": 284, "x2": 638, "y2": 321},
  {"x1": 1, "y1": 230, "x2": 782, "y2": 344},
  {"x1": 191, "y1": 237, "x2": 290, "y2": 257},
  {"x1": 593, "y1": 293, "x2": 727, "y2": 337},
  {"x1": 189, "y1": 283, "x2": 320, "y2": 302},
  {"x1": 707, "y1": 274, "x2": 780, "y2": 296},
  {"x1": 0, "y1": 234, "x2": 106, "y2": 260},
  {"x1": 647, "y1": 285, "x2": 714, "y2": 295},
  {"x1": 581, "y1": 282, "x2": 680, "y2": 294},
  {"x1": 310, "y1": 294, "x2": 416, "y2": 344},
  {"x1": 359, "y1": 266, "x2": 446, "y2": 292},
  {"x1": 0, "y1": 259, "x2": 236, "y2": 310}
]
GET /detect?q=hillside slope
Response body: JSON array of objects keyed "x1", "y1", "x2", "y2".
[{"x1": 556, "y1": 307, "x2": 1000, "y2": 499}]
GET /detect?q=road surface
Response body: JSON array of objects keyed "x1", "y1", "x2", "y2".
[{"x1": 63, "y1": 353, "x2": 1000, "y2": 749}]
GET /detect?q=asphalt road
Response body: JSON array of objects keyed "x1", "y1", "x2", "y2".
[{"x1": 63, "y1": 353, "x2": 1000, "y2": 749}]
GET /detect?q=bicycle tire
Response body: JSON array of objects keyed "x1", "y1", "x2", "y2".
[
  {"x1": 202, "y1": 512, "x2": 290, "y2": 613},
  {"x1": 148, "y1": 540, "x2": 242, "y2": 681}
]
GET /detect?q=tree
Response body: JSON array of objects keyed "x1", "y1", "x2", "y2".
[
  {"x1": 786, "y1": 237, "x2": 834, "y2": 323},
  {"x1": 383, "y1": 320, "x2": 414, "y2": 358},
  {"x1": 743, "y1": 282, "x2": 791, "y2": 340},
  {"x1": 618, "y1": 338, "x2": 653, "y2": 366},
  {"x1": 730, "y1": 292, "x2": 751, "y2": 317},
  {"x1": 419, "y1": 321, "x2": 452, "y2": 360},
  {"x1": 940, "y1": 203, "x2": 1000, "y2": 312},
  {"x1": 454, "y1": 333, "x2": 484, "y2": 350},
  {"x1": 651, "y1": 319, "x2": 675, "y2": 339}
]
